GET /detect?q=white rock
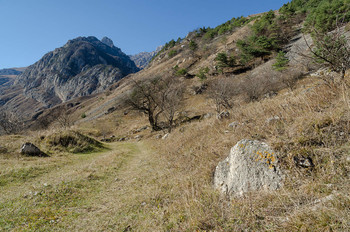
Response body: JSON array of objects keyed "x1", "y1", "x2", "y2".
[
  {"x1": 162, "y1": 133, "x2": 169, "y2": 140},
  {"x1": 214, "y1": 139, "x2": 283, "y2": 196}
]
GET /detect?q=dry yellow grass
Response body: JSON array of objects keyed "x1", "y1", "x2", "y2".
[{"x1": 1, "y1": 70, "x2": 350, "y2": 231}]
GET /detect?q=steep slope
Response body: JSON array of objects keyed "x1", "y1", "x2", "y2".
[{"x1": 16, "y1": 36, "x2": 139, "y2": 107}]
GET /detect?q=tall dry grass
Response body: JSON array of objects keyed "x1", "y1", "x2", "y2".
[{"x1": 149, "y1": 74, "x2": 350, "y2": 231}]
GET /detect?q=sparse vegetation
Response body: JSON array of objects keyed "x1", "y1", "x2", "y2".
[
  {"x1": 1, "y1": 1, "x2": 350, "y2": 231},
  {"x1": 189, "y1": 40, "x2": 198, "y2": 51},
  {"x1": 45, "y1": 130, "x2": 104, "y2": 153},
  {"x1": 168, "y1": 49, "x2": 177, "y2": 58},
  {"x1": 196, "y1": 67, "x2": 209, "y2": 80},
  {"x1": 175, "y1": 68, "x2": 188, "y2": 77}
]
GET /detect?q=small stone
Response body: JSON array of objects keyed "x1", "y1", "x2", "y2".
[
  {"x1": 162, "y1": 134, "x2": 169, "y2": 140},
  {"x1": 228, "y1": 121, "x2": 240, "y2": 129}
]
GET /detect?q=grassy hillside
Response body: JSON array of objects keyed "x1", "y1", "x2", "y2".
[{"x1": 1, "y1": 0, "x2": 350, "y2": 231}]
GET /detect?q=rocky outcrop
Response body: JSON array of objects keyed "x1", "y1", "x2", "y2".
[
  {"x1": 214, "y1": 139, "x2": 283, "y2": 196},
  {"x1": 16, "y1": 36, "x2": 139, "y2": 107},
  {"x1": 101, "y1": 36, "x2": 114, "y2": 47},
  {"x1": 130, "y1": 46, "x2": 163, "y2": 69}
]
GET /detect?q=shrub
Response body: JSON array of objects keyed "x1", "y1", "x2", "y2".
[
  {"x1": 189, "y1": 40, "x2": 198, "y2": 51},
  {"x1": 176, "y1": 68, "x2": 188, "y2": 76},
  {"x1": 215, "y1": 52, "x2": 236, "y2": 68},
  {"x1": 168, "y1": 50, "x2": 177, "y2": 58},
  {"x1": 81, "y1": 113, "x2": 86, "y2": 118},
  {"x1": 196, "y1": 67, "x2": 210, "y2": 80}
]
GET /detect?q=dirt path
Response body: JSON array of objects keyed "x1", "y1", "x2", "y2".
[{"x1": 0, "y1": 141, "x2": 167, "y2": 231}]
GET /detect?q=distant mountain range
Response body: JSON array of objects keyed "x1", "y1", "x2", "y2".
[
  {"x1": 15, "y1": 36, "x2": 139, "y2": 107},
  {"x1": 0, "y1": 68, "x2": 23, "y2": 76},
  {"x1": 129, "y1": 45, "x2": 163, "y2": 69}
]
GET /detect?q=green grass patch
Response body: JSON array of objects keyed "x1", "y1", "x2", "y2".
[{"x1": 0, "y1": 166, "x2": 54, "y2": 187}]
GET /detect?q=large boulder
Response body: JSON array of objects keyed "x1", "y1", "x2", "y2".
[
  {"x1": 20, "y1": 143, "x2": 47, "y2": 157},
  {"x1": 214, "y1": 139, "x2": 283, "y2": 196}
]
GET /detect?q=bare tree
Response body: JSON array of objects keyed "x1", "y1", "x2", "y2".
[
  {"x1": 207, "y1": 78, "x2": 237, "y2": 113},
  {"x1": 0, "y1": 111, "x2": 23, "y2": 135},
  {"x1": 126, "y1": 76, "x2": 184, "y2": 132},
  {"x1": 57, "y1": 108, "x2": 73, "y2": 129}
]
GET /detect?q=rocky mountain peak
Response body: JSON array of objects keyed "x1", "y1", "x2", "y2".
[
  {"x1": 15, "y1": 36, "x2": 139, "y2": 107},
  {"x1": 101, "y1": 36, "x2": 114, "y2": 47}
]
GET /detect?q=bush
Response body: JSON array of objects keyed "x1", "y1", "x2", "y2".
[
  {"x1": 196, "y1": 67, "x2": 210, "y2": 80},
  {"x1": 215, "y1": 52, "x2": 236, "y2": 68},
  {"x1": 168, "y1": 50, "x2": 177, "y2": 58},
  {"x1": 189, "y1": 40, "x2": 198, "y2": 51},
  {"x1": 176, "y1": 68, "x2": 188, "y2": 76},
  {"x1": 81, "y1": 113, "x2": 86, "y2": 118}
]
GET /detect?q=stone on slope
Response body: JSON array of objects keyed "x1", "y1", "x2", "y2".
[
  {"x1": 20, "y1": 143, "x2": 47, "y2": 157},
  {"x1": 214, "y1": 139, "x2": 283, "y2": 196}
]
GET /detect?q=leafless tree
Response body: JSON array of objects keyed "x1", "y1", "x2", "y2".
[
  {"x1": 126, "y1": 76, "x2": 184, "y2": 132},
  {"x1": 0, "y1": 111, "x2": 23, "y2": 135},
  {"x1": 207, "y1": 78, "x2": 237, "y2": 113},
  {"x1": 57, "y1": 108, "x2": 73, "y2": 129}
]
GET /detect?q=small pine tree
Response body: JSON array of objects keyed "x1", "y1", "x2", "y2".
[
  {"x1": 272, "y1": 51, "x2": 289, "y2": 71},
  {"x1": 189, "y1": 40, "x2": 198, "y2": 51}
]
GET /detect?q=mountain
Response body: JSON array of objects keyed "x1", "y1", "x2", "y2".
[
  {"x1": 0, "y1": 68, "x2": 23, "y2": 76},
  {"x1": 15, "y1": 36, "x2": 139, "y2": 107},
  {"x1": 129, "y1": 45, "x2": 163, "y2": 69}
]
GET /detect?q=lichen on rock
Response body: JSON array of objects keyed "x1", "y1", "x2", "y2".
[{"x1": 214, "y1": 139, "x2": 284, "y2": 196}]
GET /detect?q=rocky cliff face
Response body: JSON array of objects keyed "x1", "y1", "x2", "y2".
[
  {"x1": 130, "y1": 45, "x2": 163, "y2": 69},
  {"x1": 16, "y1": 36, "x2": 139, "y2": 107}
]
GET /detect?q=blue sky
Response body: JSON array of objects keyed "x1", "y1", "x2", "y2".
[{"x1": 0, "y1": 0, "x2": 290, "y2": 69}]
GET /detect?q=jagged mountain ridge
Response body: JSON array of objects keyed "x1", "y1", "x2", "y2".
[
  {"x1": 16, "y1": 36, "x2": 139, "y2": 107},
  {"x1": 129, "y1": 45, "x2": 163, "y2": 69}
]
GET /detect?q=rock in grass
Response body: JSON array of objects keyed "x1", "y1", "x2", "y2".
[
  {"x1": 214, "y1": 139, "x2": 283, "y2": 196},
  {"x1": 20, "y1": 143, "x2": 47, "y2": 157}
]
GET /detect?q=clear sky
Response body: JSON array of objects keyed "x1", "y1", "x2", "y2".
[{"x1": 0, "y1": 0, "x2": 290, "y2": 69}]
